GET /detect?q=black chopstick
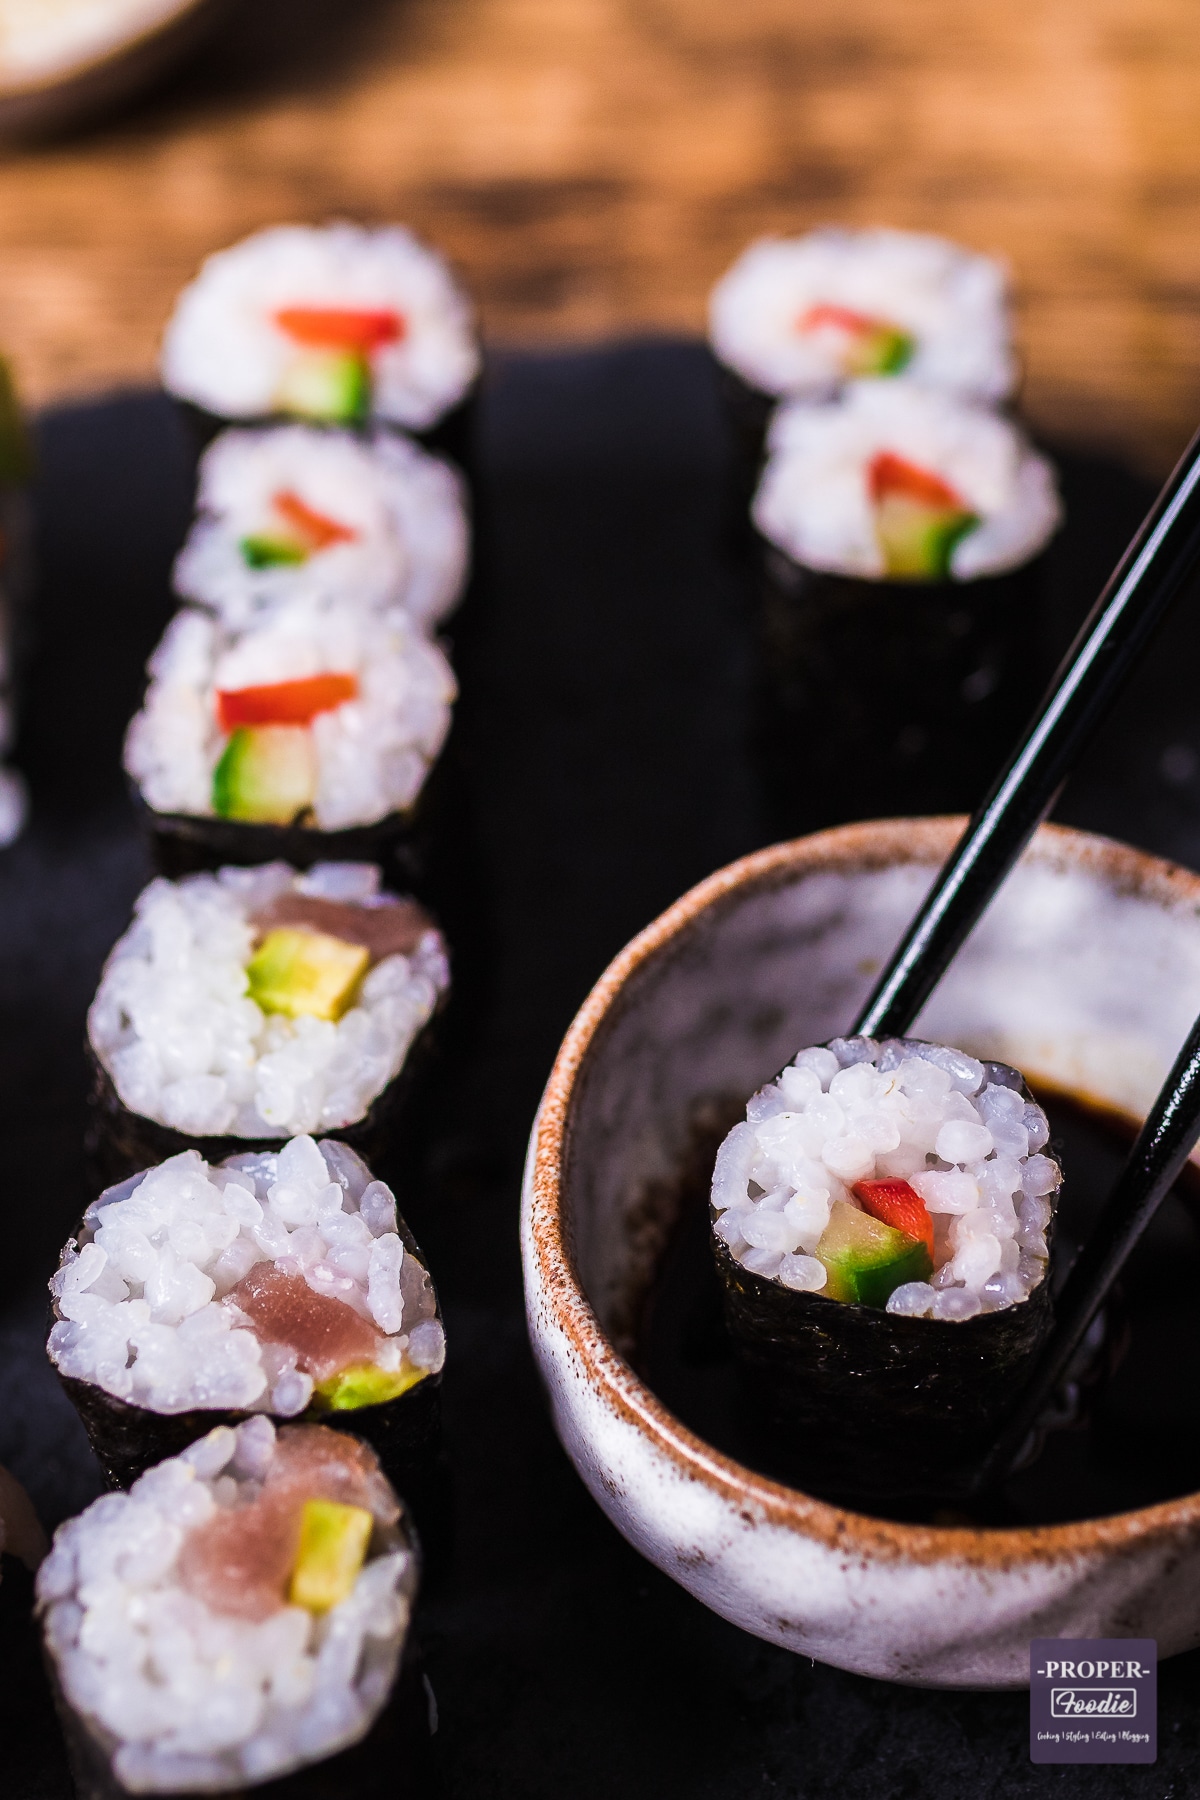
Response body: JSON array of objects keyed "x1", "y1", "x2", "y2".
[
  {"x1": 970, "y1": 1010, "x2": 1200, "y2": 1495},
  {"x1": 853, "y1": 426, "x2": 1200, "y2": 1041}
]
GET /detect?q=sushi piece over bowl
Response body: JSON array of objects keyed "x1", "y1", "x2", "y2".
[
  {"x1": 710, "y1": 1033, "x2": 1060, "y2": 1504},
  {"x1": 160, "y1": 221, "x2": 480, "y2": 450},
  {"x1": 750, "y1": 380, "x2": 1062, "y2": 834},
  {"x1": 124, "y1": 590, "x2": 455, "y2": 881},
  {"x1": 48, "y1": 1135, "x2": 445, "y2": 1496},
  {"x1": 37, "y1": 1419, "x2": 422, "y2": 1795},
  {"x1": 174, "y1": 425, "x2": 469, "y2": 634},
  {"x1": 85, "y1": 861, "x2": 448, "y2": 1182}
]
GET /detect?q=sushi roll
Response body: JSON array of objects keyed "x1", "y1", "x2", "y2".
[
  {"x1": 48, "y1": 1135, "x2": 445, "y2": 1498},
  {"x1": 750, "y1": 380, "x2": 1062, "y2": 835},
  {"x1": 708, "y1": 226, "x2": 1015, "y2": 499},
  {"x1": 123, "y1": 593, "x2": 455, "y2": 881},
  {"x1": 173, "y1": 425, "x2": 469, "y2": 633},
  {"x1": 0, "y1": 351, "x2": 33, "y2": 847},
  {"x1": 161, "y1": 222, "x2": 480, "y2": 458},
  {"x1": 37, "y1": 1419, "x2": 431, "y2": 1796},
  {"x1": 710, "y1": 1035, "x2": 1061, "y2": 1504},
  {"x1": 85, "y1": 861, "x2": 449, "y2": 1184}
]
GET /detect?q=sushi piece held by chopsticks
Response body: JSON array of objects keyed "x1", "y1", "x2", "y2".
[{"x1": 711, "y1": 1035, "x2": 1060, "y2": 1504}]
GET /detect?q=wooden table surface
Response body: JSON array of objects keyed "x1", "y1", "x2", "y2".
[{"x1": 2, "y1": 0, "x2": 1199, "y2": 471}]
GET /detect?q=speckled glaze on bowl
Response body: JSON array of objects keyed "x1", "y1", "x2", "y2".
[{"x1": 521, "y1": 819, "x2": 1200, "y2": 1688}]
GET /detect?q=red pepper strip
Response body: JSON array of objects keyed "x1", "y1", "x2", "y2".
[
  {"x1": 868, "y1": 451, "x2": 965, "y2": 510},
  {"x1": 273, "y1": 307, "x2": 404, "y2": 351},
  {"x1": 271, "y1": 489, "x2": 359, "y2": 551},
  {"x1": 852, "y1": 1177, "x2": 935, "y2": 1258},
  {"x1": 797, "y1": 302, "x2": 882, "y2": 337},
  {"x1": 217, "y1": 673, "x2": 359, "y2": 732}
]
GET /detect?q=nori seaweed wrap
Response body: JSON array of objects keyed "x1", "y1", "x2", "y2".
[
  {"x1": 37, "y1": 1421, "x2": 438, "y2": 1797},
  {"x1": 754, "y1": 545, "x2": 1049, "y2": 836},
  {"x1": 710, "y1": 1036, "x2": 1061, "y2": 1505},
  {"x1": 131, "y1": 788, "x2": 429, "y2": 895},
  {"x1": 48, "y1": 1138, "x2": 445, "y2": 1514},
  {"x1": 84, "y1": 862, "x2": 448, "y2": 1187}
]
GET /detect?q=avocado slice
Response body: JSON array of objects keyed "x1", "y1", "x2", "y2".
[
  {"x1": 815, "y1": 1198, "x2": 933, "y2": 1308},
  {"x1": 288, "y1": 1499, "x2": 374, "y2": 1614},
  {"x1": 238, "y1": 533, "x2": 310, "y2": 569},
  {"x1": 845, "y1": 322, "x2": 914, "y2": 378},
  {"x1": 247, "y1": 926, "x2": 369, "y2": 1021},
  {"x1": 313, "y1": 1360, "x2": 428, "y2": 1412},
  {"x1": 874, "y1": 492, "x2": 979, "y2": 580},
  {"x1": 212, "y1": 724, "x2": 316, "y2": 824},
  {"x1": 274, "y1": 349, "x2": 371, "y2": 425}
]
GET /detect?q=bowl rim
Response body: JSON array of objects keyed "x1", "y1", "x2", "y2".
[
  {"x1": 526, "y1": 815, "x2": 1200, "y2": 1570},
  {"x1": 0, "y1": 0, "x2": 215, "y2": 99}
]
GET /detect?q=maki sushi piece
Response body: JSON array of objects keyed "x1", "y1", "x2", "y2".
[
  {"x1": 48, "y1": 1135, "x2": 445, "y2": 1496},
  {"x1": 161, "y1": 222, "x2": 480, "y2": 456},
  {"x1": 123, "y1": 593, "x2": 455, "y2": 880},
  {"x1": 750, "y1": 380, "x2": 1062, "y2": 834},
  {"x1": 37, "y1": 1419, "x2": 429, "y2": 1796},
  {"x1": 86, "y1": 861, "x2": 449, "y2": 1182},
  {"x1": 173, "y1": 425, "x2": 469, "y2": 633},
  {"x1": 0, "y1": 350, "x2": 33, "y2": 847},
  {"x1": 710, "y1": 227, "x2": 1014, "y2": 404},
  {"x1": 710, "y1": 1035, "x2": 1061, "y2": 1504},
  {"x1": 708, "y1": 226, "x2": 1015, "y2": 497}
]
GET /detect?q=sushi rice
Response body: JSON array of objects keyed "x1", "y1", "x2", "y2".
[
  {"x1": 753, "y1": 380, "x2": 1061, "y2": 580},
  {"x1": 712, "y1": 1036, "x2": 1060, "y2": 1319},
  {"x1": 48, "y1": 1134, "x2": 445, "y2": 1419},
  {"x1": 161, "y1": 224, "x2": 480, "y2": 432},
  {"x1": 88, "y1": 862, "x2": 449, "y2": 1140},
  {"x1": 174, "y1": 425, "x2": 469, "y2": 631},
  {"x1": 124, "y1": 593, "x2": 455, "y2": 832},
  {"x1": 709, "y1": 226, "x2": 1015, "y2": 403},
  {"x1": 37, "y1": 1419, "x2": 417, "y2": 1793}
]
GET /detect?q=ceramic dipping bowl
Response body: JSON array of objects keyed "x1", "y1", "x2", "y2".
[
  {"x1": 0, "y1": 0, "x2": 230, "y2": 140},
  {"x1": 521, "y1": 818, "x2": 1200, "y2": 1688}
]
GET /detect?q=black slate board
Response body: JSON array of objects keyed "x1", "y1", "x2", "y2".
[{"x1": 4, "y1": 343, "x2": 1200, "y2": 1797}]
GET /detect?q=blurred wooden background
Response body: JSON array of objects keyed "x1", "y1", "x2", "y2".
[{"x1": 2, "y1": 0, "x2": 1200, "y2": 470}]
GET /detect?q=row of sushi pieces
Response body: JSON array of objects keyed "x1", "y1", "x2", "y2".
[
  {"x1": 10, "y1": 851, "x2": 453, "y2": 1792},
  {"x1": 15, "y1": 226, "x2": 486, "y2": 1792},
  {"x1": 133, "y1": 220, "x2": 481, "y2": 879},
  {"x1": 707, "y1": 225, "x2": 1062, "y2": 585}
]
